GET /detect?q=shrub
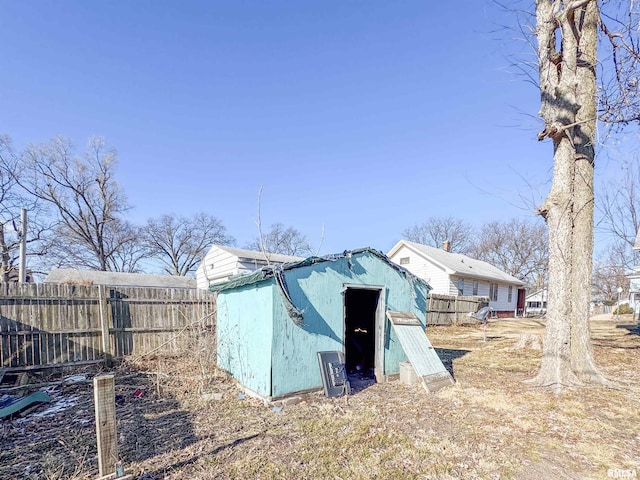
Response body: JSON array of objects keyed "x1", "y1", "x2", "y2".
[{"x1": 613, "y1": 304, "x2": 634, "y2": 315}]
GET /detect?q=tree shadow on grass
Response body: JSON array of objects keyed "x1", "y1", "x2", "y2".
[
  {"x1": 116, "y1": 385, "x2": 198, "y2": 465},
  {"x1": 615, "y1": 323, "x2": 640, "y2": 335},
  {"x1": 138, "y1": 433, "x2": 262, "y2": 479}
]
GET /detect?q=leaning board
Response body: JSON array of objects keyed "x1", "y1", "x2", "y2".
[{"x1": 386, "y1": 311, "x2": 454, "y2": 393}]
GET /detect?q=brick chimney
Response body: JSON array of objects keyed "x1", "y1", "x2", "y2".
[{"x1": 442, "y1": 240, "x2": 451, "y2": 252}]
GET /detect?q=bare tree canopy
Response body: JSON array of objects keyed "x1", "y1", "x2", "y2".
[
  {"x1": 402, "y1": 217, "x2": 474, "y2": 254},
  {"x1": 0, "y1": 136, "x2": 22, "y2": 280},
  {"x1": 597, "y1": 159, "x2": 640, "y2": 269},
  {"x1": 245, "y1": 223, "x2": 311, "y2": 256},
  {"x1": 143, "y1": 213, "x2": 234, "y2": 276},
  {"x1": 592, "y1": 243, "x2": 630, "y2": 303},
  {"x1": 528, "y1": 0, "x2": 640, "y2": 390},
  {"x1": 598, "y1": 2, "x2": 640, "y2": 125},
  {"x1": 0, "y1": 135, "x2": 53, "y2": 279},
  {"x1": 17, "y1": 136, "x2": 131, "y2": 271},
  {"x1": 469, "y1": 218, "x2": 548, "y2": 288}
]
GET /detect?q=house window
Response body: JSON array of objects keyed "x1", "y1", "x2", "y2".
[
  {"x1": 457, "y1": 278, "x2": 464, "y2": 295},
  {"x1": 508, "y1": 286, "x2": 513, "y2": 303},
  {"x1": 399, "y1": 257, "x2": 410, "y2": 265},
  {"x1": 489, "y1": 283, "x2": 498, "y2": 302},
  {"x1": 473, "y1": 280, "x2": 478, "y2": 296}
]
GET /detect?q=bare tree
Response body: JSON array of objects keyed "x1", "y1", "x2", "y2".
[
  {"x1": 0, "y1": 136, "x2": 21, "y2": 281},
  {"x1": 597, "y1": 159, "x2": 640, "y2": 269},
  {"x1": 402, "y1": 217, "x2": 474, "y2": 254},
  {"x1": 143, "y1": 213, "x2": 234, "y2": 276},
  {"x1": 245, "y1": 223, "x2": 311, "y2": 256},
  {"x1": 529, "y1": 0, "x2": 640, "y2": 389},
  {"x1": 41, "y1": 219, "x2": 144, "y2": 272},
  {"x1": 106, "y1": 221, "x2": 148, "y2": 273},
  {"x1": 592, "y1": 242, "x2": 629, "y2": 303},
  {"x1": 0, "y1": 135, "x2": 52, "y2": 280},
  {"x1": 17, "y1": 136, "x2": 131, "y2": 271},
  {"x1": 469, "y1": 218, "x2": 548, "y2": 287}
]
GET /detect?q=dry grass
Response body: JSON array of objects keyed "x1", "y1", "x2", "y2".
[{"x1": 1, "y1": 316, "x2": 639, "y2": 479}]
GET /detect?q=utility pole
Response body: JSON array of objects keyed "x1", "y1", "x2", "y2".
[{"x1": 18, "y1": 208, "x2": 27, "y2": 283}]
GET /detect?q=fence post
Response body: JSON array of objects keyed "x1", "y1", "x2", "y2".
[
  {"x1": 94, "y1": 374, "x2": 118, "y2": 477},
  {"x1": 98, "y1": 286, "x2": 113, "y2": 367}
]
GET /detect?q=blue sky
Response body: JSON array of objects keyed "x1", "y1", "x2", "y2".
[{"x1": 2, "y1": 1, "x2": 621, "y2": 257}]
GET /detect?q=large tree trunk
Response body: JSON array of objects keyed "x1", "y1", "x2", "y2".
[
  {"x1": 569, "y1": 1, "x2": 605, "y2": 382},
  {"x1": 530, "y1": 0, "x2": 605, "y2": 390}
]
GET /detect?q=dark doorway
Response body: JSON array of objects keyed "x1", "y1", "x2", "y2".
[{"x1": 344, "y1": 288, "x2": 379, "y2": 376}]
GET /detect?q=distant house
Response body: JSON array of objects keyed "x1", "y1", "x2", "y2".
[
  {"x1": 524, "y1": 289, "x2": 547, "y2": 316},
  {"x1": 44, "y1": 269, "x2": 196, "y2": 289},
  {"x1": 387, "y1": 240, "x2": 525, "y2": 317},
  {"x1": 196, "y1": 245, "x2": 304, "y2": 289}
]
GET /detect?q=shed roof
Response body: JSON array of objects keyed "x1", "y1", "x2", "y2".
[
  {"x1": 213, "y1": 245, "x2": 304, "y2": 264},
  {"x1": 389, "y1": 240, "x2": 525, "y2": 286},
  {"x1": 44, "y1": 269, "x2": 196, "y2": 289},
  {"x1": 210, "y1": 247, "x2": 429, "y2": 293}
]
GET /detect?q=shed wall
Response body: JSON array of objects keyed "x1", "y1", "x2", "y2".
[
  {"x1": 216, "y1": 282, "x2": 274, "y2": 397},
  {"x1": 270, "y1": 251, "x2": 428, "y2": 398}
]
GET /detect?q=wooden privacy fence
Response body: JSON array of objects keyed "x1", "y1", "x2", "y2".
[
  {"x1": 426, "y1": 294, "x2": 489, "y2": 326},
  {"x1": 0, "y1": 282, "x2": 216, "y2": 371}
]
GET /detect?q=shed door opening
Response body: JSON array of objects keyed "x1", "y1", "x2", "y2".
[{"x1": 344, "y1": 288, "x2": 380, "y2": 377}]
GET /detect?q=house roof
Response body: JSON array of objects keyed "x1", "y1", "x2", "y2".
[
  {"x1": 213, "y1": 245, "x2": 305, "y2": 264},
  {"x1": 388, "y1": 240, "x2": 525, "y2": 286},
  {"x1": 525, "y1": 289, "x2": 546, "y2": 301},
  {"x1": 210, "y1": 247, "x2": 429, "y2": 293},
  {"x1": 44, "y1": 269, "x2": 196, "y2": 288}
]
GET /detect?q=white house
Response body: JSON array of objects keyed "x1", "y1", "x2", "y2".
[
  {"x1": 196, "y1": 245, "x2": 304, "y2": 289},
  {"x1": 524, "y1": 289, "x2": 547, "y2": 316},
  {"x1": 387, "y1": 240, "x2": 525, "y2": 317}
]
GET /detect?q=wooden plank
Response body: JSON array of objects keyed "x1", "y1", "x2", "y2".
[
  {"x1": 387, "y1": 310, "x2": 422, "y2": 326},
  {"x1": 386, "y1": 311, "x2": 454, "y2": 393},
  {"x1": 94, "y1": 374, "x2": 118, "y2": 477},
  {"x1": 98, "y1": 286, "x2": 113, "y2": 366}
]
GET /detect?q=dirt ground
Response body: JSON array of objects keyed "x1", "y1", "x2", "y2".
[{"x1": 1, "y1": 315, "x2": 639, "y2": 480}]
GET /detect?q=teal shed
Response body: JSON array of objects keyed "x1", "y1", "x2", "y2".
[{"x1": 211, "y1": 248, "x2": 434, "y2": 400}]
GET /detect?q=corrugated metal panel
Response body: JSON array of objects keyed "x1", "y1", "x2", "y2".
[{"x1": 387, "y1": 311, "x2": 454, "y2": 392}]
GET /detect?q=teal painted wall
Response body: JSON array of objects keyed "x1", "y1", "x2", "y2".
[
  {"x1": 216, "y1": 281, "x2": 275, "y2": 397},
  {"x1": 217, "y1": 251, "x2": 429, "y2": 399},
  {"x1": 271, "y1": 251, "x2": 429, "y2": 398}
]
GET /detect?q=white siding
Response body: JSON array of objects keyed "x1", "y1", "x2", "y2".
[
  {"x1": 391, "y1": 243, "x2": 521, "y2": 314},
  {"x1": 488, "y1": 284, "x2": 518, "y2": 313},
  {"x1": 196, "y1": 247, "x2": 241, "y2": 289},
  {"x1": 196, "y1": 246, "x2": 294, "y2": 289},
  {"x1": 389, "y1": 245, "x2": 450, "y2": 294}
]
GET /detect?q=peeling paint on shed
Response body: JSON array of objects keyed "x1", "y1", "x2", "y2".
[{"x1": 212, "y1": 248, "x2": 431, "y2": 400}]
